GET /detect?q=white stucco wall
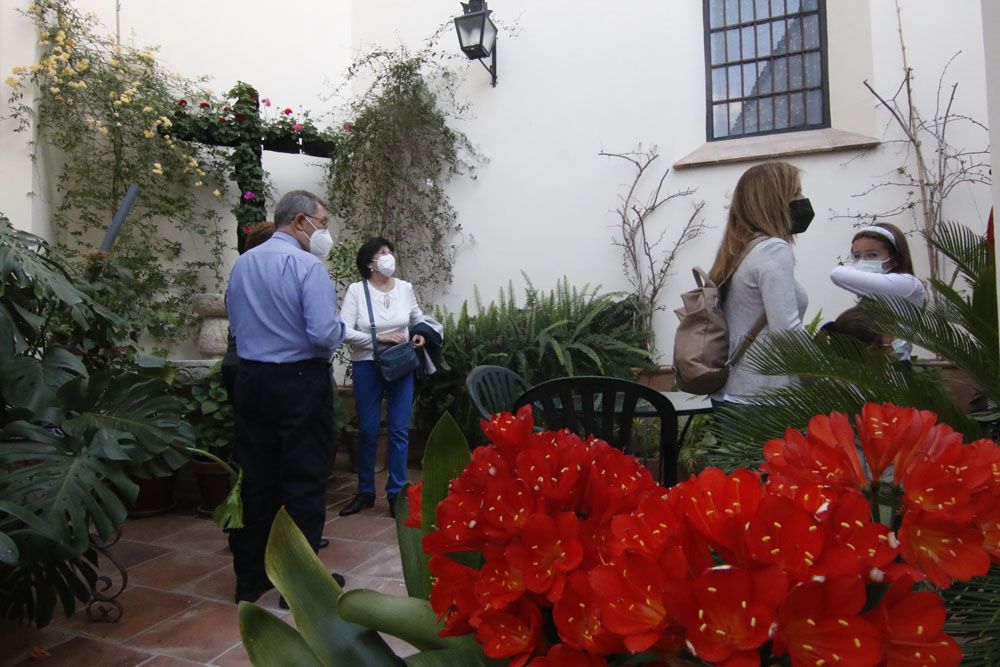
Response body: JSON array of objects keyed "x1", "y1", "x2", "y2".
[{"x1": 1, "y1": 0, "x2": 992, "y2": 362}]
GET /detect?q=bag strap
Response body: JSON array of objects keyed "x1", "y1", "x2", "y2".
[
  {"x1": 723, "y1": 235, "x2": 770, "y2": 367},
  {"x1": 362, "y1": 281, "x2": 381, "y2": 363}
]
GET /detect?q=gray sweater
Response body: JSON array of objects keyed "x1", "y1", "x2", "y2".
[{"x1": 713, "y1": 237, "x2": 807, "y2": 401}]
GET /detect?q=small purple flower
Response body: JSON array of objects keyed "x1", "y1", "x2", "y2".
[{"x1": 242, "y1": 191, "x2": 256, "y2": 200}]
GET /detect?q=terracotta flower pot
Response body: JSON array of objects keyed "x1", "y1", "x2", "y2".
[
  {"x1": 188, "y1": 459, "x2": 232, "y2": 516},
  {"x1": 128, "y1": 473, "x2": 178, "y2": 517}
]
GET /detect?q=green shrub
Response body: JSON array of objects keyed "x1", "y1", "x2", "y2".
[{"x1": 413, "y1": 276, "x2": 653, "y2": 443}]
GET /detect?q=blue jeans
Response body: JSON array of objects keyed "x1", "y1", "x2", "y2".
[{"x1": 352, "y1": 360, "x2": 414, "y2": 499}]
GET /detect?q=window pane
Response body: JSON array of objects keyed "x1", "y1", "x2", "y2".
[
  {"x1": 755, "y1": 0, "x2": 771, "y2": 19},
  {"x1": 803, "y1": 0, "x2": 818, "y2": 9},
  {"x1": 757, "y1": 60, "x2": 773, "y2": 94},
  {"x1": 709, "y1": 0, "x2": 725, "y2": 28},
  {"x1": 727, "y1": 28, "x2": 741, "y2": 61},
  {"x1": 789, "y1": 53, "x2": 803, "y2": 89},
  {"x1": 725, "y1": 0, "x2": 740, "y2": 25},
  {"x1": 743, "y1": 63, "x2": 758, "y2": 96},
  {"x1": 741, "y1": 0, "x2": 756, "y2": 21},
  {"x1": 714, "y1": 104, "x2": 730, "y2": 138},
  {"x1": 741, "y1": 26, "x2": 756, "y2": 59},
  {"x1": 743, "y1": 99, "x2": 758, "y2": 134},
  {"x1": 806, "y1": 89, "x2": 823, "y2": 124},
  {"x1": 759, "y1": 97, "x2": 774, "y2": 131},
  {"x1": 788, "y1": 17, "x2": 802, "y2": 51},
  {"x1": 787, "y1": 0, "x2": 800, "y2": 13},
  {"x1": 790, "y1": 91, "x2": 805, "y2": 126},
  {"x1": 774, "y1": 94, "x2": 789, "y2": 129},
  {"x1": 804, "y1": 51, "x2": 821, "y2": 87},
  {"x1": 712, "y1": 67, "x2": 728, "y2": 101},
  {"x1": 772, "y1": 20, "x2": 787, "y2": 54},
  {"x1": 729, "y1": 101, "x2": 743, "y2": 135},
  {"x1": 728, "y1": 65, "x2": 742, "y2": 99},
  {"x1": 711, "y1": 31, "x2": 727, "y2": 64},
  {"x1": 773, "y1": 57, "x2": 788, "y2": 92},
  {"x1": 803, "y1": 14, "x2": 820, "y2": 49},
  {"x1": 756, "y1": 23, "x2": 772, "y2": 57},
  {"x1": 772, "y1": 0, "x2": 786, "y2": 16}
]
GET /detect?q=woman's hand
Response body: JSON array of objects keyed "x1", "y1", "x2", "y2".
[
  {"x1": 412, "y1": 334, "x2": 426, "y2": 349},
  {"x1": 378, "y1": 332, "x2": 407, "y2": 345}
]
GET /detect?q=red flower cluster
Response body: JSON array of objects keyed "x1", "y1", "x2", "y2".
[
  {"x1": 764, "y1": 403, "x2": 999, "y2": 587},
  {"x1": 415, "y1": 404, "x2": 985, "y2": 666}
]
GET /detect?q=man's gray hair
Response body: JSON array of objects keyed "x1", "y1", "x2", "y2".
[{"x1": 273, "y1": 190, "x2": 327, "y2": 227}]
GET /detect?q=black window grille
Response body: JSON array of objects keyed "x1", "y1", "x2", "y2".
[{"x1": 704, "y1": 0, "x2": 830, "y2": 140}]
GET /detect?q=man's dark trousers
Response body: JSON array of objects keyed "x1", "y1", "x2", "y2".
[{"x1": 229, "y1": 358, "x2": 333, "y2": 589}]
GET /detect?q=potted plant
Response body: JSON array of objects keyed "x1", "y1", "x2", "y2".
[{"x1": 175, "y1": 362, "x2": 235, "y2": 515}]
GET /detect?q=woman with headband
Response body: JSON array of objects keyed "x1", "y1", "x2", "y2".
[{"x1": 829, "y1": 222, "x2": 925, "y2": 361}]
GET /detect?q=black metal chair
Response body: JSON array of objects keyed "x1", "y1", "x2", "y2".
[
  {"x1": 465, "y1": 365, "x2": 530, "y2": 421},
  {"x1": 513, "y1": 376, "x2": 679, "y2": 486}
]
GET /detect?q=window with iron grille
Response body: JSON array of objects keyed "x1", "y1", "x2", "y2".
[{"x1": 704, "y1": 0, "x2": 829, "y2": 140}]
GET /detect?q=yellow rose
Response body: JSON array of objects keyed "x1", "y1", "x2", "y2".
[
  {"x1": 195, "y1": 181, "x2": 203, "y2": 187},
  {"x1": 5, "y1": 77, "x2": 17, "y2": 88},
  {"x1": 143, "y1": 130, "x2": 155, "y2": 138},
  {"x1": 142, "y1": 106, "x2": 153, "y2": 113},
  {"x1": 97, "y1": 126, "x2": 108, "y2": 134},
  {"x1": 212, "y1": 189, "x2": 222, "y2": 197},
  {"x1": 11, "y1": 66, "x2": 24, "y2": 75},
  {"x1": 74, "y1": 59, "x2": 89, "y2": 72},
  {"x1": 49, "y1": 86, "x2": 60, "y2": 94}
]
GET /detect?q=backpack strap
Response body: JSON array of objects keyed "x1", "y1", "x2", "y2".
[{"x1": 723, "y1": 235, "x2": 771, "y2": 367}]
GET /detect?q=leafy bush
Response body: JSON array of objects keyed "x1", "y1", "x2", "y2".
[
  {"x1": 413, "y1": 276, "x2": 653, "y2": 442},
  {"x1": 0, "y1": 215, "x2": 193, "y2": 627},
  {"x1": 173, "y1": 362, "x2": 233, "y2": 458}
]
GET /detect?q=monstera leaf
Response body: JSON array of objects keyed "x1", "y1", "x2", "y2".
[
  {"x1": 0, "y1": 347, "x2": 87, "y2": 414},
  {"x1": 55, "y1": 372, "x2": 194, "y2": 475}
]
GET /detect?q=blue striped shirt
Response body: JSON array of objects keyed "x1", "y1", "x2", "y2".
[{"x1": 226, "y1": 232, "x2": 345, "y2": 363}]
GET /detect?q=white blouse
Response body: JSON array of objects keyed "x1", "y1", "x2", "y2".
[
  {"x1": 339, "y1": 279, "x2": 425, "y2": 362},
  {"x1": 829, "y1": 266, "x2": 926, "y2": 361}
]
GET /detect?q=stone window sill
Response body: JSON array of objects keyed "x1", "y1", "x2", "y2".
[{"x1": 672, "y1": 127, "x2": 880, "y2": 170}]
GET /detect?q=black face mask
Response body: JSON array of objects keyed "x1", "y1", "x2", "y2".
[{"x1": 789, "y1": 198, "x2": 815, "y2": 234}]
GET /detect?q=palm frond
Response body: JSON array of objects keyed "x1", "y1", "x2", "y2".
[
  {"x1": 942, "y1": 567, "x2": 1000, "y2": 666},
  {"x1": 928, "y1": 220, "x2": 992, "y2": 281},
  {"x1": 703, "y1": 330, "x2": 977, "y2": 470}
]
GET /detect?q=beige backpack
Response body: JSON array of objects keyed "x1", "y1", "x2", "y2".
[{"x1": 672, "y1": 239, "x2": 767, "y2": 395}]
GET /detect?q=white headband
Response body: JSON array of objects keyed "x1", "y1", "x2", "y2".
[{"x1": 856, "y1": 226, "x2": 896, "y2": 248}]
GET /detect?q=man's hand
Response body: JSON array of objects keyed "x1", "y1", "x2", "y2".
[{"x1": 412, "y1": 334, "x2": 426, "y2": 349}]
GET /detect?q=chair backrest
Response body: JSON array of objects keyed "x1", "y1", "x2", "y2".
[
  {"x1": 512, "y1": 376, "x2": 679, "y2": 486},
  {"x1": 465, "y1": 365, "x2": 530, "y2": 421}
]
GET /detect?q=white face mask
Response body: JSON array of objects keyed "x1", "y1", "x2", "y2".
[
  {"x1": 376, "y1": 254, "x2": 396, "y2": 277},
  {"x1": 853, "y1": 258, "x2": 889, "y2": 274},
  {"x1": 305, "y1": 219, "x2": 334, "y2": 260}
]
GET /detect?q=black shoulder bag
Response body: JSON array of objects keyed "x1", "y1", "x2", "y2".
[{"x1": 362, "y1": 280, "x2": 419, "y2": 382}]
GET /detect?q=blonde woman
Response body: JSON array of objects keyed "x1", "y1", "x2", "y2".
[{"x1": 708, "y1": 161, "x2": 812, "y2": 406}]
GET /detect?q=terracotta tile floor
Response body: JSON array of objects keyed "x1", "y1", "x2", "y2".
[{"x1": 0, "y1": 456, "x2": 420, "y2": 666}]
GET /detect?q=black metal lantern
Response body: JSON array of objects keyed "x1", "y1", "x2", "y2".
[{"x1": 454, "y1": 0, "x2": 497, "y2": 87}]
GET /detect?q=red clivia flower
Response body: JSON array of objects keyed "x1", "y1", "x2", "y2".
[
  {"x1": 428, "y1": 554, "x2": 480, "y2": 636},
  {"x1": 504, "y1": 512, "x2": 583, "y2": 602},
  {"x1": 863, "y1": 575, "x2": 963, "y2": 667},
  {"x1": 513, "y1": 433, "x2": 589, "y2": 511},
  {"x1": 974, "y1": 494, "x2": 1000, "y2": 563},
  {"x1": 283, "y1": 107, "x2": 293, "y2": 115},
  {"x1": 668, "y1": 566, "x2": 785, "y2": 665},
  {"x1": 583, "y1": 441, "x2": 657, "y2": 524},
  {"x1": 589, "y1": 551, "x2": 681, "y2": 653},
  {"x1": 529, "y1": 643, "x2": 609, "y2": 667},
  {"x1": 763, "y1": 411, "x2": 865, "y2": 491},
  {"x1": 475, "y1": 544, "x2": 527, "y2": 611},
  {"x1": 744, "y1": 494, "x2": 826, "y2": 580},
  {"x1": 772, "y1": 576, "x2": 883, "y2": 667},
  {"x1": 609, "y1": 492, "x2": 681, "y2": 560},
  {"x1": 675, "y1": 468, "x2": 761, "y2": 563},
  {"x1": 898, "y1": 509, "x2": 991, "y2": 587},
  {"x1": 552, "y1": 571, "x2": 624, "y2": 655},
  {"x1": 199, "y1": 101, "x2": 210, "y2": 109},
  {"x1": 452, "y1": 445, "x2": 514, "y2": 496},
  {"x1": 177, "y1": 98, "x2": 187, "y2": 106},
  {"x1": 480, "y1": 405, "x2": 539, "y2": 462},
  {"x1": 811, "y1": 488, "x2": 899, "y2": 582},
  {"x1": 855, "y1": 403, "x2": 933, "y2": 482},
  {"x1": 403, "y1": 482, "x2": 421, "y2": 528},
  {"x1": 242, "y1": 225, "x2": 253, "y2": 234},
  {"x1": 477, "y1": 475, "x2": 536, "y2": 544},
  {"x1": 422, "y1": 490, "x2": 484, "y2": 556},
  {"x1": 475, "y1": 598, "x2": 546, "y2": 667}
]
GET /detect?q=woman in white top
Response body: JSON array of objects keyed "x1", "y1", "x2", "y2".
[
  {"x1": 829, "y1": 223, "x2": 926, "y2": 362},
  {"x1": 338, "y1": 237, "x2": 425, "y2": 517}
]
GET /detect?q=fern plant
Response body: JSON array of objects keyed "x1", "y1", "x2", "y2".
[{"x1": 412, "y1": 276, "x2": 652, "y2": 442}]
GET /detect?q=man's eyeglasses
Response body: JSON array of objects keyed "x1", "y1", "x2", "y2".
[{"x1": 303, "y1": 214, "x2": 329, "y2": 229}]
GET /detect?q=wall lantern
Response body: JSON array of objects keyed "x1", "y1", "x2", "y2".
[{"x1": 454, "y1": 0, "x2": 498, "y2": 87}]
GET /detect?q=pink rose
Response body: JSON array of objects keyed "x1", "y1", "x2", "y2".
[{"x1": 292, "y1": 123, "x2": 303, "y2": 133}]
